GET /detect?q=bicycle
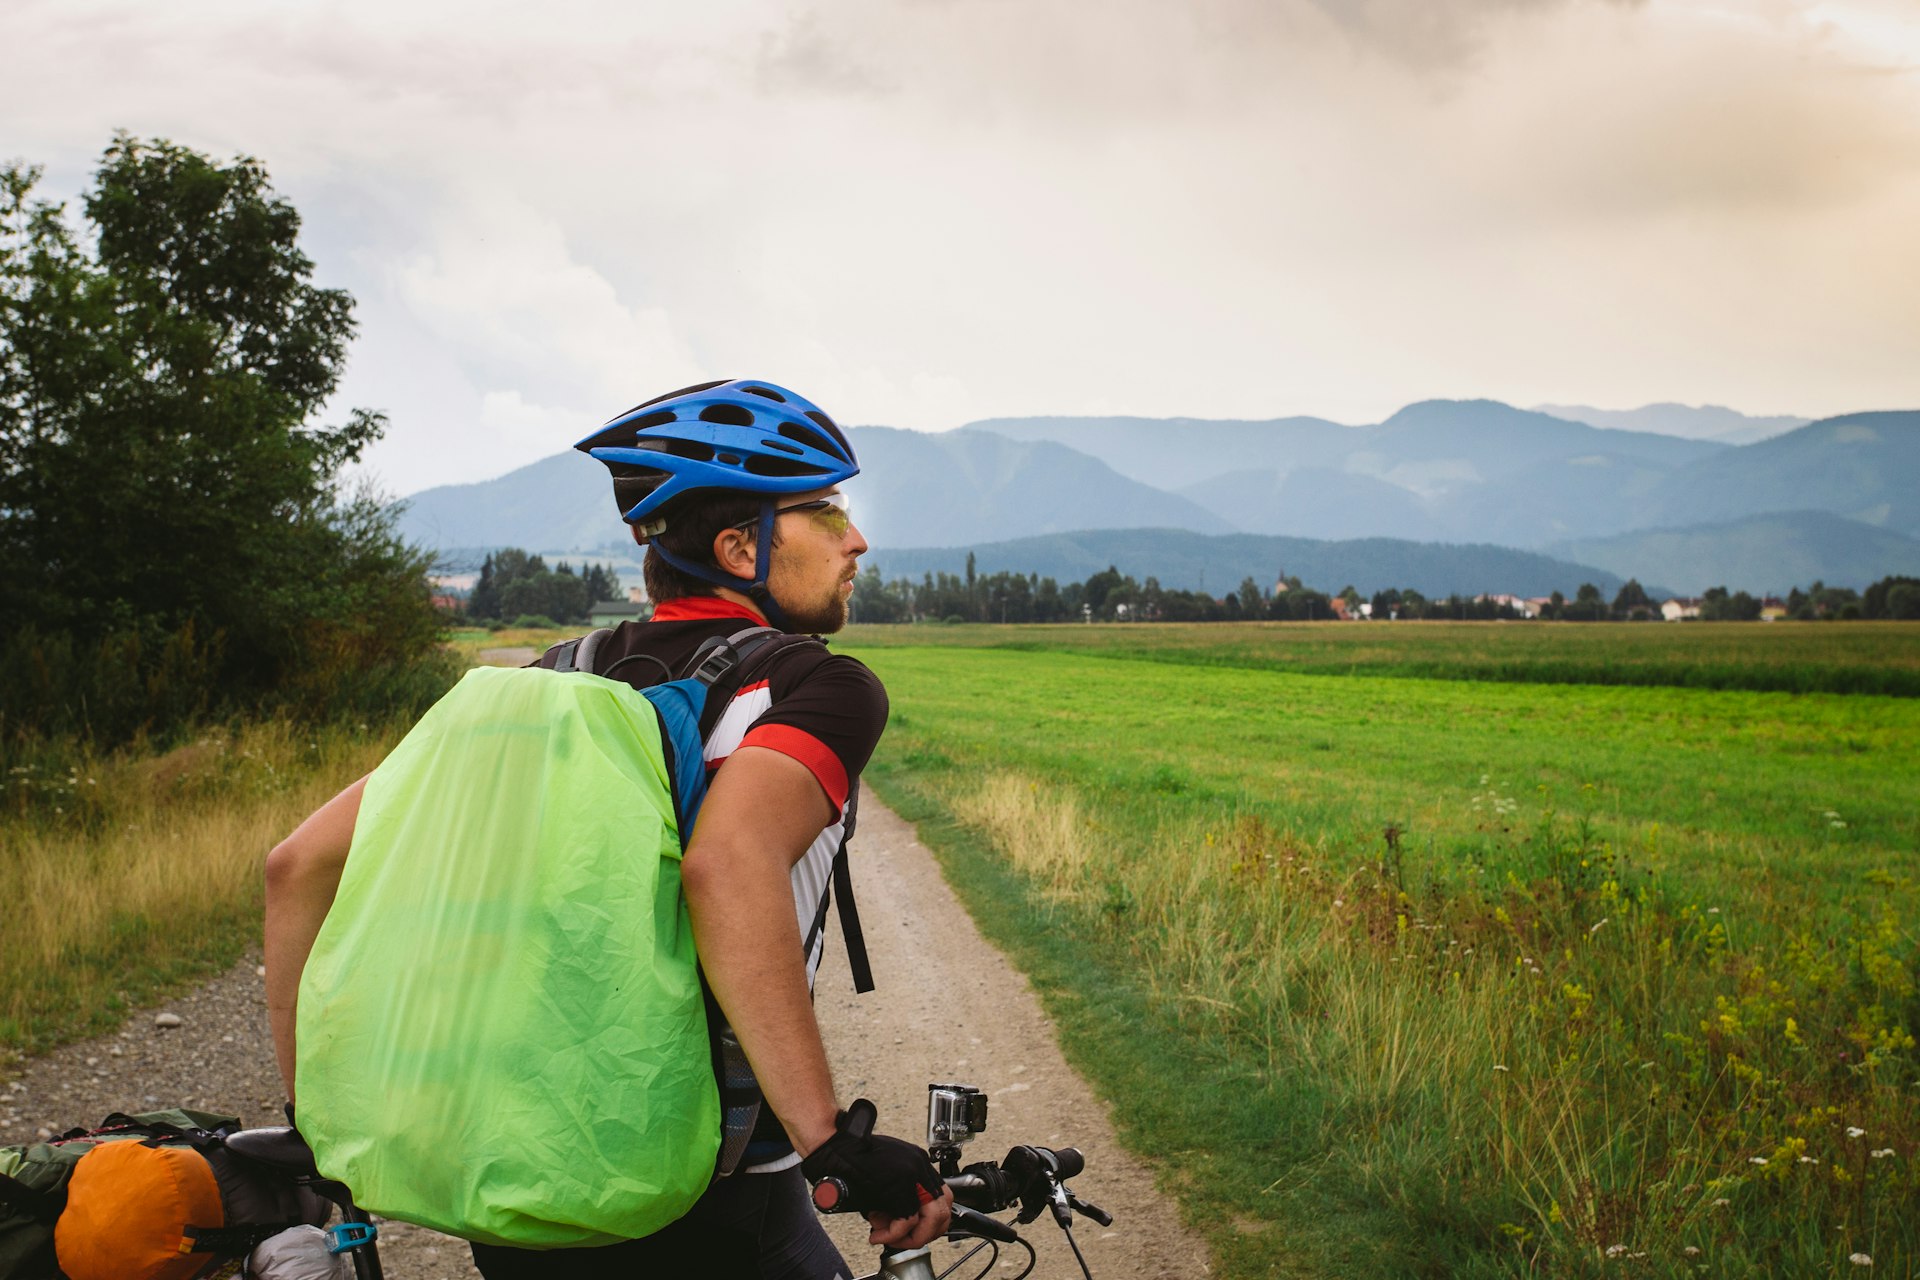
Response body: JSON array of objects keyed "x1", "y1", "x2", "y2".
[
  {"x1": 814, "y1": 1083, "x2": 1112, "y2": 1280},
  {"x1": 223, "y1": 1079, "x2": 1109, "y2": 1280}
]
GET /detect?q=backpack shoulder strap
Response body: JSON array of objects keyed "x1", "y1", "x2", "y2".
[
  {"x1": 538, "y1": 628, "x2": 614, "y2": 674},
  {"x1": 685, "y1": 628, "x2": 819, "y2": 739}
]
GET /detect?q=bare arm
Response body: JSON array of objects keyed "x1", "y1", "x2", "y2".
[
  {"x1": 682, "y1": 748, "x2": 952, "y2": 1249},
  {"x1": 680, "y1": 746, "x2": 842, "y2": 1157},
  {"x1": 264, "y1": 774, "x2": 368, "y2": 1100}
]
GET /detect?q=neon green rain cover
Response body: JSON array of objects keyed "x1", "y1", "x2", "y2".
[{"x1": 296, "y1": 666, "x2": 718, "y2": 1248}]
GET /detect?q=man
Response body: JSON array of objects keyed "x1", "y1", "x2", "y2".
[{"x1": 265, "y1": 379, "x2": 951, "y2": 1278}]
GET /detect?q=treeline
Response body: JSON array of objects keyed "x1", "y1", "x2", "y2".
[
  {"x1": 851, "y1": 558, "x2": 1920, "y2": 624},
  {"x1": 463, "y1": 550, "x2": 622, "y2": 627},
  {"x1": 2, "y1": 137, "x2": 451, "y2": 749}
]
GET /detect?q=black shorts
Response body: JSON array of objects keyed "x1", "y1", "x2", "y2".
[{"x1": 468, "y1": 1168, "x2": 849, "y2": 1280}]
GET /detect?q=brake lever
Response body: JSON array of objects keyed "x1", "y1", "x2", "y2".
[
  {"x1": 949, "y1": 1204, "x2": 1019, "y2": 1244},
  {"x1": 1068, "y1": 1191, "x2": 1113, "y2": 1227}
]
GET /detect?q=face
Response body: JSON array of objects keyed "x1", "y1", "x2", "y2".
[{"x1": 761, "y1": 487, "x2": 868, "y2": 634}]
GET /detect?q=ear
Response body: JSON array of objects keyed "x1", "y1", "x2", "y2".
[{"x1": 710, "y1": 524, "x2": 760, "y2": 580}]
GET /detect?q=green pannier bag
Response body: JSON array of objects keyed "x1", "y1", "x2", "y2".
[{"x1": 295, "y1": 664, "x2": 727, "y2": 1248}]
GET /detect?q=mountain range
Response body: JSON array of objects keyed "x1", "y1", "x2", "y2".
[{"x1": 396, "y1": 401, "x2": 1919, "y2": 598}]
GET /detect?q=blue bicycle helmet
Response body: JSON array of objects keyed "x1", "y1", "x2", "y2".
[
  {"x1": 575, "y1": 379, "x2": 860, "y2": 629},
  {"x1": 576, "y1": 379, "x2": 859, "y2": 532}
]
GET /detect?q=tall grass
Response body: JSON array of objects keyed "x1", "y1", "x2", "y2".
[
  {"x1": 0, "y1": 719, "x2": 401, "y2": 1060},
  {"x1": 930, "y1": 771, "x2": 1918, "y2": 1276}
]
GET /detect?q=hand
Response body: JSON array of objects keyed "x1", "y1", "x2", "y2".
[
  {"x1": 867, "y1": 1184, "x2": 954, "y2": 1251},
  {"x1": 800, "y1": 1099, "x2": 945, "y2": 1221}
]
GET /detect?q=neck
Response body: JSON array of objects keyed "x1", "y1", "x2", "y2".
[{"x1": 710, "y1": 586, "x2": 768, "y2": 622}]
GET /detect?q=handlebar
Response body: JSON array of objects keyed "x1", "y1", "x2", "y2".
[{"x1": 812, "y1": 1142, "x2": 1110, "y2": 1236}]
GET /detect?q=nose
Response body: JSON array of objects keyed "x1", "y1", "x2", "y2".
[{"x1": 845, "y1": 520, "x2": 869, "y2": 556}]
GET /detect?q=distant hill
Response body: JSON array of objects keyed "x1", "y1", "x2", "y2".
[
  {"x1": 865, "y1": 528, "x2": 1638, "y2": 599},
  {"x1": 1549, "y1": 511, "x2": 1920, "y2": 596},
  {"x1": 1534, "y1": 403, "x2": 1809, "y2": 444},
  {"x1": 1632, "y1": 411, "x2": 1920, "y2": 538},
  {"x1": 846, "y1": 427, "x2": 1231, "y2": 547},
  {"x1": 396, "y1": 426, "x2": 1230, "y2": 560},
  {"x1": 390, "y1": 401, "x2": 1918, "y2": 596}
]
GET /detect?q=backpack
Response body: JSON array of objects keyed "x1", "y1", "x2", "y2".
[
  {"x1": 294, "y1": 626, "x2": 848, "y2": 1249},
  {"x1": 0, "y1": 1110, "x2": 329, "y2": 1280}
]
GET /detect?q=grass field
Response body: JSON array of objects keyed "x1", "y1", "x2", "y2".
[
  {"x1": 843, "y1": 619, "x2": 1920, "y2": 696},
  {"x1": 845, "y1": 627, "x2": 1920, "y2": 1278}
]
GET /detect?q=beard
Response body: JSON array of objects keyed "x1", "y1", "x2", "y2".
[{"x1": 781, "y1": 588, "x2": 850, "y2": 635}]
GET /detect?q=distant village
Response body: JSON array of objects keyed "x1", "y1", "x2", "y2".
[{"x1": 433, "y1": 552, "x2": 1917, "y2": 627}]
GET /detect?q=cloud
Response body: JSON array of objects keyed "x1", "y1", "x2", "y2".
[{"x1": 394, "y1": 195, "x2": 706, "y2": 409}]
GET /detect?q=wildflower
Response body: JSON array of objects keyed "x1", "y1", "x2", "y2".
[
  {"x1": 1749, "y1": 1157, "x2": 1769, "y2": 1165},
  {"x1": 1493, "y1": 1064, "x2": 1509, "y2": 1072},
  {"x1": 1798, "y1": 1156, "x2": 1818, "y2": 1165},
  {"x1": 1683, "y1": 1247, "x2": 1701, "y2": 1257},
  {"x1": 1706, "y1": 907, "x2": 1720, "y2": 914},
  {"x1": 1847, "y1": 1127, "x2": 1866, "y2": 1139},
  {"x1": 1589, "y1": 917, "x2": 1609, "y2": 934},
  {"x1": 1605, "y1": 1244, "x2": 1628, "y2": 1258},
  {"x1": 1712, "y1": 1198, "x2": 1730, "y2": 1207},
  {"x1": 1832, "y1": 820, "x2": 1848, "y2": 829},
  {"x1": 1870, "y1": 1149, "x2": 1895, "y2": 1159},
  {"x1": 1849, "y1": 1254, "x2": 1872, "y2": 1267}
]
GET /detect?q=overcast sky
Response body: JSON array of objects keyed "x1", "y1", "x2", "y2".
[{"x1": 7, "y1": 0, "x2": 1919, "y2": 494}]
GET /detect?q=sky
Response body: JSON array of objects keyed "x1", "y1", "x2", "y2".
[{"x1": 5, "y1": 0, "x2": 1919, "y2": 495}]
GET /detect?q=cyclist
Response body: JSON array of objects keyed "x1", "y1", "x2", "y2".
[{"x1": 265, "y1": 379, "x2": 952, "y2": 1278}]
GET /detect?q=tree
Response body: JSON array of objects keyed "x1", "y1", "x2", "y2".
[
  {"x1": 1237, "y1": 576, "x2": 1264, "y2": 618},
  {"x1": 1863, "y1": 575, "x2": 1920, "y2": 619},
  {"x1": 1611, "y1": 578, "x2": 1653, "y2": 621},
  {"x1": 2, "y1": 137, "x2": 440, "y2": 738},
  {"x1": 1562, "y1": 583, "x2": 1608, "y2": 622}
]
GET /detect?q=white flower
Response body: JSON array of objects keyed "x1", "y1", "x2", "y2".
[
  {"x1": 1831, "y1": 820, "x2": 1849, "y2": 829},
  {"x1": 1750, "y1": 1156, "x2": 1769, "y2": 1165},
  {"x1": 1711, "y1": 1198, "x2": 1730, "y2": 1207},
  {"x1": 1706, "y1": 907, "x2": 1720, "y2": 914},
  {"x1": 1849, "y1": 1254, "x2": 1872, "y2": 1267},
  {"x1": 1683, "y1": 1247, "x2": 1701, "y2": 1257},
  {"x1": 1847, "y1": 1127, "x2": 1866, "y2": 1139},
  {"x1": 1870, "y1": 1148, "x2": 1895, "y2": 1159},
  {"x1": 1589, "y1": 917, "x2": 1609, "y2": 934},
  {"x1": 1798, "y1": 1156, "x2": 1818, "y2": 1165},
  {"x1": 1493, "y1": 1064, "x2": 1509, "y2": 1072},
  {"x1": 1605, "y1": 1244, "x2": 1628, "y2": 1258}
]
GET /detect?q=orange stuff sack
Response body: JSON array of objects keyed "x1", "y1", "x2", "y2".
[{"x1": 54, "y1": 1139, "x2": 224, "y2": 1280}]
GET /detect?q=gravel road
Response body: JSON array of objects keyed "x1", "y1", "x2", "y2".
[{"x1": 2, "y1": 791, "x2": 1209, "y2": 1278}]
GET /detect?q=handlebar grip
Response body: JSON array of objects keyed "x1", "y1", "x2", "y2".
[{"x1": 1048, "y1": 1147, "x2": 1086, "y2": 1181}]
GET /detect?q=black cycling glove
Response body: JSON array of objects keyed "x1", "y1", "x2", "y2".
[{"x1": 800, "y1": 1099, "x2": 944, "y2": 1220}]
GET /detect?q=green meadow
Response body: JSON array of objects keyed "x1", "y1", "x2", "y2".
[
  {"x1": 845, "y1": 619, "x2": 1920, "y2": 697},
  {"x1": 843, "y1": 625, "x2": 1920, "y2": 1278}
]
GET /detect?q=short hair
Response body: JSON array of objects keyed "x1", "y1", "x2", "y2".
[{"x1": 640, "y1": 490, "x2": 785, "y2": 603}]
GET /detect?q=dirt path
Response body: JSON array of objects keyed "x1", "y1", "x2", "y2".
[{"x1": 2, "y1": 791, "x2": 1209, "y2": 1278}]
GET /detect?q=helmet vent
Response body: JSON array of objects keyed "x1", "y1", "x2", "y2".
[
  {"x1": 742, "y1": 385, "x2": 788, "y2": 403},
  {"x1": 759, "y1": 438, "x2": 806, "y2": 457},
  {"x1": 630, "y1": 409, "x2": 678, "y2": 432},
  {"x1": 805, "y1": 411, "x2": 852, "y2": 455},
  {"x1": 699, "y1": 404, "x2": 755, "y2": 427},
  {"x1": 743, "y1": 455, "x2": 825, "y2": 478},
  {"x1": 777, "y1": 421, "x2": 835, "y2": 456}
]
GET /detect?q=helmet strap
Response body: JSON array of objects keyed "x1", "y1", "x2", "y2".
[{"x1": 644, "y1": 501, "x2": 793, "y2": 631}]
